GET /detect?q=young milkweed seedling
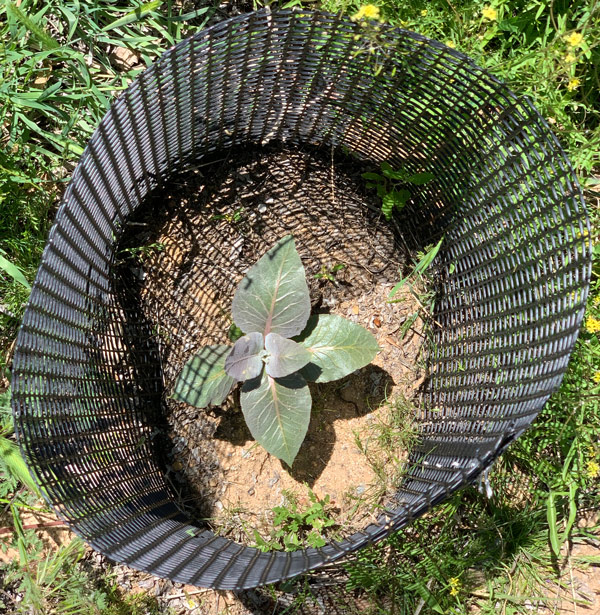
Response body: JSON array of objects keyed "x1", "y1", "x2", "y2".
[{"x1": 172, "y1": 235, "x2": 379, "y2": 466}]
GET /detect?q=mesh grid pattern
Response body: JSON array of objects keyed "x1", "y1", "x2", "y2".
[{"x1": 12, "y1": 10, "x2": 591, "y2": 590}]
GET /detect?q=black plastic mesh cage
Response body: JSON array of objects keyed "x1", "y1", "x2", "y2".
[{"x1": 12, "y1": 9, "x2": 591, "y2": 591}]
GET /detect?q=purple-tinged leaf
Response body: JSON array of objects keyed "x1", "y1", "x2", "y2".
[
  {"x1": 264, "y1": 332, "x2": 311, "y2": 378},
  {"x1": 240, "y1": 370, "x2": 311, "y2": 466},
  {"x1": 224, "y1": 332, "x2": 264, "y2": 381},
  {"x1": 231, "y1": 235, "x2": 310, "y2": 338}
]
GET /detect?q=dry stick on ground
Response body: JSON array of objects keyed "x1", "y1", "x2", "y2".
[{"x1": 163, "y1": 588, "x2": 214, "y2": 602}]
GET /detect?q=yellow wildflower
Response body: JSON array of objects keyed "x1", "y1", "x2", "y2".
[
  {"x1": 482, "y1": 6, "x2": 498, "y2": 21},
  {"x1": 352, "y1": 4, "x2": 381, "y2": 21},
  {"x1": 577, "y1": 229, "x2": 590, "y2": 238},
  {"x1": 567, "y1": 78, "x2": 581, "y2": 91},
  {"x1": 565, "y1": 52, "x2": 576, "y2": 63},
  {"x1": 586, "y1": 316, "x2": 600, "y2": 333},
  {"x1": 446, "y1": 40, "x2": 456, "y2": 48},
  {"x1": 421, "y1": 9, "x2": 428, "y2": 16},
  {"x1": 448, "y1": 577, "x2": 461, "y2": 596},
  {"x1": 593, "y1": 371, "x2": 600, "y2": 384},
  {"x1": 586, "y1": 459, "x2": 600, "y2": 479},
  {"x1": 565, "y1": 32, "x2": 584, "y2": 47}
]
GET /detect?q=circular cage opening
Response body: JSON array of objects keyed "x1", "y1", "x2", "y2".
[
  {"x1": 114, "y1": 142, "x2": 426, "y2": 537},
  {"x1": 12, "y1": 10, "x2": 590, "y2": 590}
]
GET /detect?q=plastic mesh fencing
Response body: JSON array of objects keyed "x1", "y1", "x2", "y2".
[{"x1": 11, "y1": 9, "x2": 591, "y2": 590}]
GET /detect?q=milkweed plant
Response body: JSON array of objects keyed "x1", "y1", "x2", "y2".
[{"x1": 172, "y1": 235, "x2": 380, "y2": 466}]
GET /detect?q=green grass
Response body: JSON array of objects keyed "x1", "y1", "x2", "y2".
[
  {"x1": 340, "y1": 307, "x2": 600, "y2": 613},
  {"x1": 0, "y1": 0, "x2": 598, "y2": 613},
  {"x1": 0, "y1": 0, "x2": 217, "y2": 370},
  {"x1": 2, "y1": 530, "x2": 173, "y2": 615},
  {"x1": 325, "y1": 0, "x2": 600, "y2": 175}
]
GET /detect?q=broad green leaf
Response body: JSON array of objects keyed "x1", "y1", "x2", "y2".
[
  {"x1": 264, "y1": 332, "x2": 311, "y2": 378},
  {"x1": 295, "y1": 315, "x2": 379, "y2": 383},
  {"x1": 406, "y1": 171, "x2": 435, "y2": 185},
  {"x1": 380, "y1": 161, "x2": 395, "y2": 176},
  {"x1": 240, "y1": 371, "x2": 311, "y2": 466},
  {"x1": 232, "y1": 235, "x2": 310, "y2": 338},
  {"x1": 0, "y1": 435, "x2": 40, "y2": 494},
  {"x1": 382, "y1": 189, "x2": 410, "y2": 220},
  {"x1": 381, "y1": 192, "x2": 395, "y2": 220},
  {"x1": 382, "y1": 168, "x2": 408, "y2": 180},
  {"x1": 224, "y1": 332, "x2": 264, "y2": 381},
  {"x1": 390, "y1": 189, "x2": 410, "y2": 207},
  {"x1": 228, "y1": 323, "x2": 244, "y2": 342},
  {"x1": 172, "y1": 345, "x2": 235, "y2": 408},
  {"x1": 0, "y1": 252, "x2": 31, "y2": 289}
]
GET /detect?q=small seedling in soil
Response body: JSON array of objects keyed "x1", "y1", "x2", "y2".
[
  {"x1": 253, "y1": 488, "x2": 337, "y2": 551},
  {"x1": 314, "y1": 262, "x2": 346, "y2": 283},
  {"x1": 172, "y1": 235, "x2": 379, "y2": 466},
  {"x1": 117, "y1": 241, "x2": 165, "y2": 263},
  {"x1": 362, "y1": 161, "x2": 434, "y2": 221},
  {"x1": 209, "y1": 206, "x2": 245, "y2": 225}
]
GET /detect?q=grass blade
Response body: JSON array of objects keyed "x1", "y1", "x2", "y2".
[
  {"x1": 5, "y1": 1, "x2": 59, "y2": 50},
  {"x1": 410, "y1": 580, "x2": 444, "y2": 614},
  {"x1": 0, "y1": 252, "x2": 31, "y2": 289},
  {"x1": 101, "y1": 0, "x2": 162, "y2": 32},
  {"x1": 11, "y1": 503, "x2": 29, "y2": 567},
  {"x1": 562, "y1": 481, "x2": 578, "y2": 544},
  {"x1": 0, "y1": 434, "x2": 39, "y2": 494},
  {"x1": 413, "y1": 238, "x2": 444, "y2": 276},
  {"x1": 389, "y1": 238, "x2": 443, "y2": 299},
  {"x1": 546, "y1": 491, "x2": 561, "y2": 558}
]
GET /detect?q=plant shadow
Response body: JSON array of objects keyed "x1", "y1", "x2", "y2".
[{"x1": 213, "y1": 364, "x2": 393, "y2": 487}]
